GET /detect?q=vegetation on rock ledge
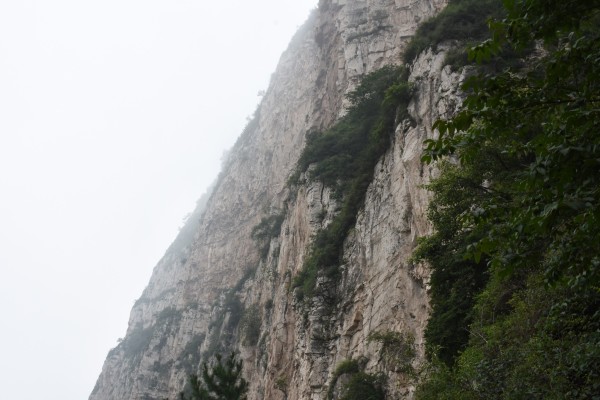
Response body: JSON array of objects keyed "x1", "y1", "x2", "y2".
[
  {"x1": 415, "y1": 0, "x2": 600, "y2": 398},
  {"x1": 327, "y1": 359, "x2": 386, "y2": 400},
  {"x1": 291, "y1": 65, "x2": 412, "y2": 302},
  {"x1": 251, "y1": 212, "x2": 285, "y2": 259},
  {"x1": 180, "y1": 352, "x2": 248, "y2": 400},
  {"x1": 402, "y1": 0, "x2": 505, "y2": 65}
]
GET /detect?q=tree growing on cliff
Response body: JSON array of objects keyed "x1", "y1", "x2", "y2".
[
  {"x1": 415, "y1": 0, "x2": 600, "y2": 397},
  {"x1": 180, "y1": 352, "x2": 248, "y2": 400}
]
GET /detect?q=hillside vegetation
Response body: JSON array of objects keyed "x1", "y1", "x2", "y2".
[
  {"x1": 414, "y1": 0, "x2": 600, "y2": 398},
  {"x1": 289, "y1": 0, "x2": 599, "y2": 397},
  {"x1": 402, "y1": 0, "x2": 504, "y2": 64},
  {"x1": 291, "y1": 65, "x2": 412, "y2": 302}
]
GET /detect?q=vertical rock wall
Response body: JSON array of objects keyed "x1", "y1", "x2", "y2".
[
  {"x1": 89, "y1": 1, "x2": 455, "y2": 399},
  {"x1": 245, "y1": 46, "x2": 466, "y2": 400}
]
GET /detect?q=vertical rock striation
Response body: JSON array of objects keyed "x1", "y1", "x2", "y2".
[{"x1": 89, "y1": 1, "x2": 459, "y2": 399}]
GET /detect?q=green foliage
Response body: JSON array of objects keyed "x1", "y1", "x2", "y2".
[
  {"x1": 403, "y1": 0, "x2": 504, "y2": 64},
  {"x1": 334, "y1": 359, "x2": 361, "y2": 377},
  {"x1": 424, "y1": 0, "x2": 600, "y2": 288},
  {"x1": 232, "y1": 267, "x2": 256, "y2": 293},
  {"x1": 156, "y1": 307, "x2": 183, "y2": 325},
  {"x1": 327, "y1": 359, "x2": 386, "y2": 400},
  {"x1": 239, "y1": 304, "x2": 261, "y2": 346},
  {"x1": 367, "y1": 330, "x2": 416, "y2": 373},
  {"x1": 274, "y1": 375, "x2": 288, "y2": 395},
  {"x1": 415, "y1": 354, "x2": 477, "y2": 400},
  {"x1": 180, "y1": 352, "x2": 248, "y2": 400},
  {"x1": 251, "y1": 214, "x2": 284, "y2": 242},
  {"x1": 108, "y1": 308, "x2": 184, "y2": 362},
  {"x1": 120, "y1": 325, "x2": 154, "y2": 359},
  {"x1": 251, "y1": 213, "x2": 285, "y2": 258},
  {"x1": 419, "y1": 273, "x2": 600, "y2": 399},
  {"x1": 339, "y1": 373, "x2": 386, "y2": 400},
  {"x1": 416, "y1": 0, "x2": 600, "y2": 398},
  {"x1": 224, "y1": 292, "x2": 244, "y2": 330},
  {"x1": 201, "y1": 268, "x2": 258, "y2": 360},
  {"x1": 411, "y1": 159, "x2": 495, "y2": 365},
  {"x1": 292, "y1": 65, "x2": 412, "y2": 302},
  {"x1": 327, "y1": 359, "x2": 360, "y2": 400},
  {"x1": 204, "y1": 291, "x2": 245, "y2": 360},
  {"x1": 180, "y1": 334, "x2": 207, "y2": 374},
  {"x1": 294, "y1": 65, "x2": 410, "y2": 194}
]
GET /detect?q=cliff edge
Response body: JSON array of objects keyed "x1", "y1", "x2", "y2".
[{"x1": 90, "y1": 1, "x2": 454, "y2": 399}]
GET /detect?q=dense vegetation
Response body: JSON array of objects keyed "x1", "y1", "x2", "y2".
[
  {"x1": 251, "y1": 213, "x2": 285, "y2": 259},
  {"x1": 414, "y1": 0, "x2": 600, "y2": 398},
  {"x1": 180, "y1": 352, "x2": 248, "y2": 400},
  {"x1": 402, "y1": 0, "x2": 505, "y2": 64},
  {"x1": 327, "y1": 359, "x2": 386, "y2": 400},
  {"x1": 202, "y1": 269, "x2": 257, "y2": 360},
  {"x1": 292, "y1": 65, "x2": 412, "y2": 301},
  {"x1": 367, "y1": 330, "x2": 416, "y2": 374}
]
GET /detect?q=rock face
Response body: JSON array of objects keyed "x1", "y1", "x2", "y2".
[{"x1": 89, "y1": 1, "x2": 465, "y2": 399}]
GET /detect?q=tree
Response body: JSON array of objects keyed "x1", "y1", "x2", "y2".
[
  {"x1": 424, "y1": 0, "x2": 600, "y2": 298},
  {"x1": 416, "y1": 0, "x2": 600, "y2": 397},
  {"x1": 180, "y1": 352, "x2": 248, "y2": 400}
]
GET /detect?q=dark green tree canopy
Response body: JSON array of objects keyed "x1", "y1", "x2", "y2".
[
  {"x1": 416, "y1": 0, "x2": 600, "y2": 398},
  {"x1": 180, "y1": 352, "x2": 248, "y2": 400}
]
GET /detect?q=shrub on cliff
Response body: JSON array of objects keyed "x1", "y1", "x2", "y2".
[
  {"x1": 403, "y1": 0, "x2": 504, "y2": 64},
  {"x1": 292, "y1": 65, "x2": 412, "y2": 302},
  {"x1": 180, "y1": 352, "x2": 248, "y2": 400},
  {"x1": 327, "y1": 359, "x2": 386, "y2": 400},
  {"x1": 415, "y1": 0, "x2": 600, "y2": 397}
]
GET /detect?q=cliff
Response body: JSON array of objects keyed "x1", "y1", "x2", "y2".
[{"x1": 89, "y1": 1, "x2": 459, "y2": 399}]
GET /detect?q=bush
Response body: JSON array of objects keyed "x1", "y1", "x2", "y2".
[
  {"x1": 251, "y1": 213, "x2": 285, "y2": 259},
  {"x1": 327, "y1": 360, "x2": 361, "y2": 400},
  {"x1": 327, "y1": 359, "x2": 385, "y2": 400},
  {"x1": 204, "y1": 291, "x2": 245, "y2": 360},
  {"x1": 367, "y1": 331, "x2": 416, "y2": 373},
  {"x1": 156, "y1": 307, "x2": 182, "y2": 325},
  {"x1": 180, "y1": 352, "x2": 248, "y2": 400},
  {"x1": 292, "y1": 65, "x2": 412, "y2": 303},
  {"x1": 122, "y1": 325, "x2": 154, "y2": 359},
  {"x1": 339, "y1": 372, "x2": 386, "y2": 400},
  {"x1": 415, "y1": 0, "x2": 600, "y2": 397},
  {"x1": 402, "y1": 0, "x2": 504, "y2": 64},
  {"x1": 180, "y1": 333, "x2": 207, "y2": 374},
  {"x1": 239, "y1": 304, "x2": 261, "y2": 346}
]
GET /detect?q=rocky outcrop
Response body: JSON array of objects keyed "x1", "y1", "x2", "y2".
[
  {"x1": 89, "y1": 1, "x2": 459, "y2": 399},
  {"x1": 246, "y1": 46, "x2": 466, "y2": 400}
]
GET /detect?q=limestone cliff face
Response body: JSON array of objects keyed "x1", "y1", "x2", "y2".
[{"x1": 89, "y1": 1, "x2": 460, "y2": 399}]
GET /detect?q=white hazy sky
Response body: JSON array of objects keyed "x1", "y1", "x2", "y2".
[{"x1": 0, "y1": 1, "x2": 317, "y2": 399}]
